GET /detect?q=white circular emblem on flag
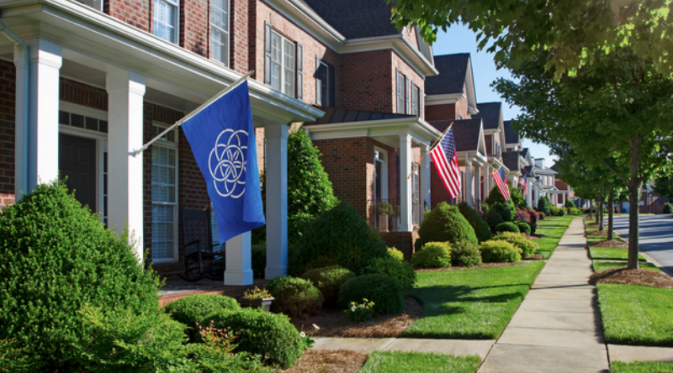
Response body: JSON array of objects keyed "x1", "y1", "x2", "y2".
[{"x1": 209, "y1": 129, "x2": 248, "y2": 198}]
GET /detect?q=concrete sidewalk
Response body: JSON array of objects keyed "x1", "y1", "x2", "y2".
[{"x1": 478, "y1": 218, "x2": 609, "y2": 373}]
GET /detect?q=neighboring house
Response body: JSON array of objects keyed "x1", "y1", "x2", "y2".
[
  {"x1": 503, "y1": 120, "x2": 520, "y2": 152},
  {"x1": 531, "y1": 158, "x2": 568, "y2": 207},
  {"x1": 519, "y1": 148, "x2": 536, "y2": 206},
  {"x1": 473, "y1": 102, "x2": 509, "y2": 200},
  {"x1": 550, "y1": 163, "x2": 575, "y2": 207},
  {"x1": 628, "y1": 183, "x2": 671, "y2": 214}
]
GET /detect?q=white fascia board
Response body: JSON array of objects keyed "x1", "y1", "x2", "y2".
[
  {"x1": 456, "y1": 151, "x2": 486, "y2": 167},
  {"x1": 489, "y1": 158, "x2": 503, "y2": 169},
  {"x1": 507, "y1": 169, "x2": 522, "y2": 177},
  {"x1": 341, "y1": 34, "x2": 439, "y2": 76},
  {"x1": 465, "y1": 58, "x2": 478, "y2": 108},
  {"x1": 1, "y1": 0, "x2": 323, "y2": 123},
  {"x1": 305, "y1": 116, "x2": 440, "y2": 145},
  {"x1": 425, "y1": 93, "x2": 465, "y2": 106},
  {"x1": 263, "y1": 0, "x2": 346, "y2": 51}
]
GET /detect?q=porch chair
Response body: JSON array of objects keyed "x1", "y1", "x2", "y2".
[{"x1": 179, "y1": 207, "x2": 226, "y2": 282}]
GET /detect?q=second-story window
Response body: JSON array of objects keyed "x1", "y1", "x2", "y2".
[
  {"x1": 269, "y1": 31, "x2": 295, "y2": 96},
  {"x1": 316, "y1": 61, "x2": 329, "y2": 106},
  {"x1": 411, "y1": 83, "x2": 418, "y2": 115},
  {"x1": 211, "y1": 0, "x2": 229, "y2": 66},
  {"x1": 396, "y1": 70, "x2": 405, "y2": 114},
  {"x1": 154, "y1": 0, "x2": 179, "y2": 43}
]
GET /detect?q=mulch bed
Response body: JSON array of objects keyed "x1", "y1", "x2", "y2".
[
  {"x1": 293, "y1": 297, "x2": 423, "y2": 338},
  {"x1": 590, "y1": 268, "x2": 673, "y2": 289},
  {"x1": 524, "y1": 254, "x2": 545, "y2": 261},
  {"x1": 586, "y1": 230, "x2": 618, "y2": 237},
  {"x1": 283, "y1": 349, "x2": 368, "y2": 373},
  {"x1": 414, "y1": 262, "x2": 526, "y2": 273},
  {"x1": 589, "y1": 240, "x2": 629, "y2": 249}
]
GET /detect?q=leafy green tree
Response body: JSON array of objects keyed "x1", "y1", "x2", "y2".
[{"x1": 654, "y1": 175, "x2": 673, "y2": 199}]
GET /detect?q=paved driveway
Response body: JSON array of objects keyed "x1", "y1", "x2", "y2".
[{"x1": 613, "y1": 214, "x2": 673, "y2": 275}]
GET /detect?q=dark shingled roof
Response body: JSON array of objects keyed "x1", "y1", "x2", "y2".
[
  {"x1": 305, "y1": 107, "x2": 413, "y2": 125},
  {"x1": 551, "y1": 163, "x2": 559, "y2": 172},
  {"x1": 425, "y1": 54, "x2": 470, "y2": 95},
  {"x1": 502, "y1": 151, "x2": 521, "y2": 172},
  {"x1": 473, "y1": 102, "x2": 502, "y2": 130},
  {"x1": 503, "y1": 120, "x2": 520, "y2": 144},
  {"x1": 301, "y1": 0, "x2": 400, "y2": 39},
  {"x1": 520, "y1": 148, "x2": 530, "y2": 158},
  {"x1": 429, "y1": 118, "x2": 482, "y2": 152},
  {"x1": 523, "y1": 165, "x2": 534, "y2": 176}
]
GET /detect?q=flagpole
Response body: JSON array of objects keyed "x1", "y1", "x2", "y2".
[
  {"x1": 406, "y1": 122, "x2": 453, "y2": 179},
  {"x1": 132, "y1": 70, "x2": 254, "y2": 157}
]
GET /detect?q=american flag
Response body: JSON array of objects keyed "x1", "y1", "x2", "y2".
[
  {"x1": 430, "y1": 127, "x2": 461, "y2": 199},
  {"x1": 519, "y1": 176, "x2": 527, "y2": 194},
  {"x1": 492, "y1": 166, "x2": 511, "y2": 201}
]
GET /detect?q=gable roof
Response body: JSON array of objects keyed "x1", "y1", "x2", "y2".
[
  {"x1": 503, "y1": 120, "x2": 519, "y2": 144},
  {"x1": 429, "y1": 118, "x2": 482, "y2": 152},
  {"x1": 520, "y1": 148, "x2": 530, "y2": 158},
  {"x1": 304, "y1": 107, "x2": 413, "y2": 125},
  {"x1": 473, "y1": 102, "x2": 502, "y2": 130},
  {"x1": 502, "y1": 151, "x2": 521, "y2": 172},
  {"x1": 301, "y1": 0, "x2": 400, "y2": 39},
  {"x1": 425, "y1": 54, "x2": 470, "y2": 95}
]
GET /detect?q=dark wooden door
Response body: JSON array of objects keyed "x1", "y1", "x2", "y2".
[{"x1": 59, "y1": 134, "x2": 97, "y2": 210}]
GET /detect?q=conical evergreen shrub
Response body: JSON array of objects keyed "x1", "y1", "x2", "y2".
[{"x1": 416, "y1": 202, "x2": 478, "y2": 251}]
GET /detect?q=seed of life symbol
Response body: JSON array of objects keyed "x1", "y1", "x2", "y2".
[{"x1": 209, "y1": 129, "x2": 247, "y2": 198}]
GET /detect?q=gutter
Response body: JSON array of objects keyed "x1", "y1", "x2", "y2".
[{"x1": 0, "y1": 20, "x2": 28, "y2": 200}]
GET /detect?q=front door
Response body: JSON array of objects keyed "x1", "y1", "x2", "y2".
[{"x1": 59, "y1": 134, "x2": 97, "y2": 210}]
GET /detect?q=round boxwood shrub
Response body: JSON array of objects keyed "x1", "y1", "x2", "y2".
[
  {"x1": 537, "y1": 196, "x2": 551, "y2": 215},
  {"x1": 301, "y1": 266, "x2": 355, "y2": 307},
  {"x1": 338, "y1": 274, "x2": 405, "y2": 315},
  {"x1": 416, "y1": 202, "x2": 478, "y2": 251},
  {"x1": 450, "y1": 241, "x2": 483, "y2": 267},
  {"x1": 665, "y1": 203, "x2": 673, "y2": 214},
  {"x1": 364, "y1": 257, "x2": 416, "y2": 290},
  {"x1": 292, "y1": 203, "x2": 388, "y2": 275},
  {"x1": 550, "y1": 205, "x2": 560, "y2": 216},
  {"x1": 480, "y1": 240, "x2": 521, "y2": 263},
  {"x1": 495, "y1": 221, "x2": 520, "y2": 233},
  {"x1": 412, "y1": 242, "x2": 452, "y2": 268},
  {"x1": 492, "y1": 232, "x2": 538, "y2": 258},
  {"x1": 202, "y1": 308, "x2": 303, "y2": 369},
  {"x1": 0, "y1": 182, "x2": 162, "y2": 371},
  {"x1": 514, "y1": 221, "x2": 532, "y2": 235},
  {"x1": 266, "y1": 276, "x2": 323, "y2": 317},
  {"x1": 558, "y1": 208, "x2": 567, "y2": 216},
  {"x1": 458, "y1": 202, "x2": 493, "y2": 242},
  {"x1": 565, "y1": 199, "x2": 576, "y2": 208},
  {"x1": 388, "y1": 247, "x2": 405, "y2": 262},
  {"x1": 164, "y1": 294, "x2": 239, "y2": 340}
]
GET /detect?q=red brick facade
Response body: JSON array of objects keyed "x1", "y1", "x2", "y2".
[
  {"x1": 105, "y1": 0, "x2": 151, "y2": 32},
  {"x1": 180, "y1": 0, "x2": 209, "y2": 57}
]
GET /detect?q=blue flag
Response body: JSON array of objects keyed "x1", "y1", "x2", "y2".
[{"x1": 181, "y1": 81, "x2": 265, "y2": 243}]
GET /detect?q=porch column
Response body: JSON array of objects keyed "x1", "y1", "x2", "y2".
[
  {"x1": 474, "y1": 164, "x2": 481, "y2": 207},
  {"x1": 420, "y1": 145, "x2": 431, "y2": 219},
  {"x1": 225, "y1": 232, "x2": 253, "y2": 285},
  {"x1": 399, "y1": 135, "x2": 412, "y2": 231},
  {"x1": 466, "y1": 155, "x2": 473, "y2": 207},
  {"x1": 483, "y1": 164, "x2": 490, "y2": 199},
  {"x1": 265, "y1": 122, "x2": 289, "y2": 279},
  {"x1": 14, "y1": 38, "x2": 62, "y2": 198},
  {"x1": 106, "y1": 70, "x2": 145, "y2": 261}
]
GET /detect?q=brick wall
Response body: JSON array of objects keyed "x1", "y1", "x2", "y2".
[
  {"x1": 230, "y1": 0, "x2": 249, "y2": 73},
  {"x1": 338, "y1": 50, "x2": 392, "y2": 112},
  {"x1": 106, "y1": 0, "x2": 150, "y2": 32},
  {"x1": 425, "y1": 103, "x2": 456, "y2": 122},
  {"x1": 0, "y1": 60, "x2": 14, "y2": 210},
  {"x1": 180, "y1": 0, "x2": 209, "y2": 57},
  {"x1": 392, "y1": 51, "x2": 424, "y2": 118}
]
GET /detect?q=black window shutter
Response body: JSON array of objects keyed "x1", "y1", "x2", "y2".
[
  {"x1": 419, "y1": 87, "x2": 423, "y2": 118},
  {"x1": 315, "y1": 56, "x2": 322, "y2": 105},
  {"x1": 296, "y1": 43, "x2": 303, "y2": 100},
  {"x1": 404, "y1": 76, "x2": 409, "y2": 114},
  {"x1": 264, "y1": 22, "x2": 272, "y2": 85},
  {"x1": 329, "y1": 64, "x2": 335, "y2": 107}
]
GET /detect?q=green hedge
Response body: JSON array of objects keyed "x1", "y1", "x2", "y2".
[
  {"x1": 364, "y1": 257, "x2": 417, "y2": 290},
  {"x1": 450, "y1": 241, "x2": 483, "y2": 267},
  {"x1": 301, "y1": 266, "x2": 355, "y2": 307},
  {"x1": 416, "y1": 202, "x2": 478, "y2": 251},
  {"x1": 266, "y1": 276, "x2": 323, "y2": 317},
  {"x1": 492, "y1": 232, "x2": 538, "y2": 258},
  {"x1": 458, "y1": 202, "x2": 493, "y2": 242},
  {"x1": 163, "y1": 294, "x2": 239, "y2": 341},
  {"x1": 339, "y1": 274, "x2": 405, "y2": 315},
  {"x1": 480, "y1": 240, "x2": 521, "y2": 263},
  {"x1": 495, "y1": 221, "x2": 520, "y2": 233},
  {"x1": 413, "y1": 242, "x2": 452, "y2": 268}
]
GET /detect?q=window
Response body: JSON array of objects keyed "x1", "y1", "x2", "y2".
[
  {"x1": 151, "y1": 124, "x2": 178, "y2": 261},
  {"x1": 154, "y1": 0, "x2": 179, "y2": 43},
  {"x1": 411, "y1": 85, "x2": 418, "y2": 116},
  {"x1": 76, "y1": 0, "x2": 102, "y2": 11},
  {"x1": 211, "y1": 0, "x2": 229, "y2": 66},
  {"x1": 396, "y1": 70, "x2": 405, "y2": 114},
  {"x1": 269, "y1": 31, "x2": 295, "y2": 96},
  {"x1": 316, "y1": 61, "x2": 329, "y2": 106}
]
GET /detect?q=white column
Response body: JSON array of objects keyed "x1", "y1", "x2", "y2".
[
  {"x1": 265, "y1": 123, "x2": 289, "y2": 279},
  {"x1": 420, "y1": 145, "x2": 431, "y2": 219},
  {"x1": 106, "y1": 70, "x2": 145, "y2": 261},
  {"x1": 466, "y1": 155, "x2": 473, "y2": 207},
  {"x1": 14, "y1": 38, "x2": 62, "y2": 197},
  {"x1": 225, "y1": 232, "x2": 253, "y2": 285},
  {"x1": 483, "y1": 164, "x2": 490, "y2": 199},
  {"x1": 399, "y1": 135, "x2": 412, "y2": 231},
  {"x1": 474, "y1": 164, "x2": 481, "y2": 206}
]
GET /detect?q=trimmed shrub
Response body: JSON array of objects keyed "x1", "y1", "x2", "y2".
[
  {"x1": 539, "y1": 212, "x2": 547, "y2": 220},
  {"x1": 550, "y1": 205, "x2": 560, "y2": 216},
  {"x1": 266, "y1": 276, "x2": 323, "y2": 317},
  {"x1": 510, "y1": 187, "x2": 527, "y2": 209},
  {"x1": 558, "y1": 208, "x2": 567, "y2": 216},
  {"x1": 495, "y1": 221, "x2": 520, "y2": 233},
  {"x1": 301, "y1": 266, "x2": 355, "y2": 307},
  {"x1": 202, "y1": 308, "x2": 303, "y2": 369},
  {"x1": 458, "y1": 202, "x2": 493, "y2": 242},
  {"x1": 664, "y1": 203, "x2": 673, "y2": 214},
  {"x1": 0, "y1": 182, "x2": 162, "y2": 371},
  {"x1": 485, "y1": 185, "x2": 507, "y2": 205},
  {"x1": 412, "y1": 242, "x2": 452, "y2": 268},
  {"x1": 480, "y1": 240, "x2": 521, "y2": 263},
  {"x1": 514, "y1": 220, "x2": 532, "y2": 235},
  {"x1": 416, "y1": 202, "x2": 478, "y2": 251},
  {"x1": 388, "y1": 247, "x2": 405, "y2": 262},
  {"x1": 485, "y1": 207, "x2": 504, "y2": 230},
  {"x1": 514, "y1": 209, "x2": 531, "y2": 223},
  {"x1": 364, "y1": 257, "x2": 416, "y2": 290},
  {"x1": 569, "y1": 207, "x2": 582, "y2": 215},
  {"x1": 338, "y1": 274, "x2": 405, "y2": 315},
  {"x1": 537, "y1": 196, "x2": 551, "y2": 215},
  {"x1": 450, "y1": 241, "x2": 483, "y2": 267},
  {"x1": 493, "y1": 232, "x2": 538, "y2": 258},
  {"x1": 493, "y1": 201, "x2": 516, "y2": 222},
  {"x1": 163, "y1": 294, "x2": 239, "y2": 340},
  {"x1": 565, "y1": 199, "x2": 576, "y2": 208},
  {"x1": 292, "y1": 203, "x2": 388, "y2": 275}
]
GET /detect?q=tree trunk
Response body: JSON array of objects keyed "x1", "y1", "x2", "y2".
[
  {"x1": 607, "y1": 187, "x2": 614, "y2": 241},
  {"x1": 627, "y1": 136, "x2": 642, "y2": 270},
  {"x1": 598, "y1": 190, "x2": 605, "y2": 232},
  {"x1": 589, "y1": 200, "x2": 593, "y2": 219}
]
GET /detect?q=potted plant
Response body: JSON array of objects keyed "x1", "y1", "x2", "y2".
[
  {"x1": 375, "y1": 202, "x2": 395, "y2": 232},
  {"x1": 239, "y1": 287, "x2": 274, "y2": 312}
]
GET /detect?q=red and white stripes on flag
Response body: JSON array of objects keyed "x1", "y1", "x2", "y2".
[
  {"x1": 430, "y1": 127, "x2": 461, "y2": 199},
  {"x1": 492, "y1": 166, "x2": 511, "y2": 201}
]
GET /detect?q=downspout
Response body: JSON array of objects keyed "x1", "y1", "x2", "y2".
[{"x1": 0, "y1": 20, "x2": 29, "y2": 200}]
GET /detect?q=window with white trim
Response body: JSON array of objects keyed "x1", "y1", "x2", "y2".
[
  {"x1": 396, "y1": 71, "x2": 405, "y2": 114},
  {"x1": 76, "y1": 0, "x2": 103, "y2": 11},
  {"x1": 151, "y1": 123, "x2": 179, "y2": 261},
  {"x1": 211, "y1": 0, "x2": 230, "y2": 66},
  {"x1": 270, "y1": 31, "x2": 296, "y2": 96},
  {"x1": 153, "y1": 0, "x2": 179, "y2": 43},
  {"x1": 316, "y1": 61, "x2": 329, "y2": 106}
]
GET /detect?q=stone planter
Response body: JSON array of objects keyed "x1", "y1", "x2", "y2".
[{"x1": 239, "y1": 297, "x2": 274, "y2": 312}]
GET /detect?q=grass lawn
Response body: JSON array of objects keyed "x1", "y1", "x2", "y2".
[
  {"x1": 536, "y1": 215, "x2": 576, "y2": 259},
  {"x1": 404, "y1": 261, "x2": 545, "y2": 339},
  {"x1": 597, "y1": 284, "x2": 673, "y2": 347},
  {"x1": 357, "y1": 351, "x2": 481, "y2": 373},
  {"x1": 589, "y1": 247, "x2": 646, "y2": 262},
  {"x1": 587, "y1": 235, "x2": 625, "y2": 243},
  {"x1": 592, "y1": 261, "x2": 660, "y2": 273},
  {"x1": 611, "y1": 361, "x2": 673, "y2": 373}
]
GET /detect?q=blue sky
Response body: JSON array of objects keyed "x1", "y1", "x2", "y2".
[{"x1": 432, "y1": 25, "x2": 557, "y2": 167}]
